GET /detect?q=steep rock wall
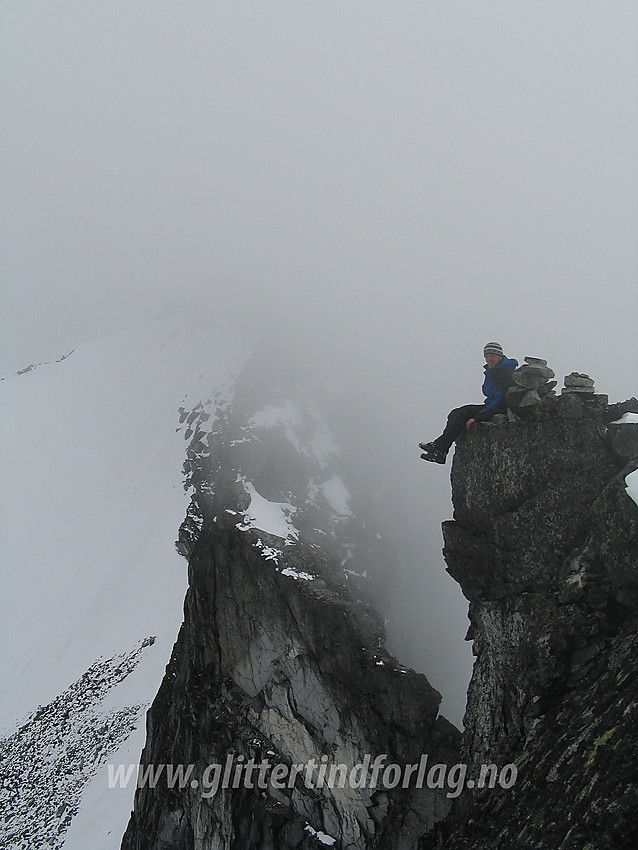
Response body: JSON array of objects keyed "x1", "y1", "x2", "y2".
[
  {"x1": 121, "y1": 517, "x2": 459, "y2": 850},
  {"x1": 425, "y1": 392, "x2": 638, "y2": 848}
]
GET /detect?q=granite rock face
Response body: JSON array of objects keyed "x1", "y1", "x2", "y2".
[
  {"x1": 120, "y1": 379, "x2": 460, "y2": 850},
  {"x1": 120, "y1": 520, "x2": 459, "y2": 850},
  {"x1": 424, "y1": 394, "x2": 638, "y2": 849}
]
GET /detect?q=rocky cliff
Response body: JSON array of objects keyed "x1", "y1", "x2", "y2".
[
  {"x1": 121, "y1": 520, "x2": 459, "y2": 850},
  {"x1": 120, "y1": 361, "x2": 638, "y2": 849},
  {"x1": 424, "y1": 384, "x2": 638, "y2": 848},
  {"x1": 120, "y1": 378, "x2": 460, "y2": 850}
]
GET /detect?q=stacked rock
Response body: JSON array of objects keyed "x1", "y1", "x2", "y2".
[
  {"x1": 562, "y1": 372, "x2": 595, "y2": 395},
  {"x1": 506, "y1": 357, "x2": 557, "y2": 414},
  {"x1": 558, "y1": 372, "x2": 609, "y2": 416}
]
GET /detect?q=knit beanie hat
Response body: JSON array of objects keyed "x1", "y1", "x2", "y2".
[{"x1": 483, "y1": 341, "x2": 504, "y2": 357}]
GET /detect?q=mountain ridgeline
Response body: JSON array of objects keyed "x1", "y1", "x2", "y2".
[{"x1": 121, "y1": 363, "x2": 638, "y2": 849}]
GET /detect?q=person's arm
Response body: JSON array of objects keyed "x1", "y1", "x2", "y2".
[{"x1": 474, "y1": 398, "x2": 501, "y2": 421}]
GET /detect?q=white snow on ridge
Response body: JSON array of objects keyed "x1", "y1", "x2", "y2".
[
  {"x1": 237, "y1": 481, "x2": 299, "y2": 541},
  {"x1": 281, "y1": 567, "x2": 315, "y2": 581},
  {"x1": 250, "y1": 401, "x2": 338, "y2": 469},
  {"x1": 304, "y1": 824, "x2": 337, "y2": 846},
  {"x1": 0, "y1": 319, "x2": 249, "y2": 848}
]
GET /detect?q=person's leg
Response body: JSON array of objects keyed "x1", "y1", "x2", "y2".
[{"x1": 431, "y1": 404, "x2": 485, "y2": 453}]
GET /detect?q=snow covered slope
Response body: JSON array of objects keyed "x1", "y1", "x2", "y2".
[
  {"x1": 0, "y1": 320, "x2": 249, "y2": 848},
  {"x1": 0, "y1": 317, "x2": 378, "y2": 849}
]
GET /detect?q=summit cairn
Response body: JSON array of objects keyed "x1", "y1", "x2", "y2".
[
  {"x1": 496, "y1": 359, "x2": 610, "y2": 421},
  {"x1": 562, "y1": 372, "x2": 596, "y2": 395},
  {"x1": 506, "y1": 356, "x2": 557, "y2": 415},
  {"x1": 559, "y1": 372, "x2": 609, "y2": 415}
]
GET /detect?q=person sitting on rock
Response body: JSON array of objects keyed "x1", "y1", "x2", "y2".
[{"x1": 419, "y1": 342, "x2": 518, "y2": 464}]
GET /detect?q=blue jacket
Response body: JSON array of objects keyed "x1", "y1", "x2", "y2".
[{"x1": 475, "y1": 356, "x2": 518, "y2": 421}]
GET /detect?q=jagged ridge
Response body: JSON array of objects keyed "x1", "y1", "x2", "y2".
[{"x1": 122, "y1": 518, "x2": 459, "y2": 849}]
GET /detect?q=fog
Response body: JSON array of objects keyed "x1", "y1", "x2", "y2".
[{"x1": 2, "y1": 2, "x2": 637, "y2": 724}]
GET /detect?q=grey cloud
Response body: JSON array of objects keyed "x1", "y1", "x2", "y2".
[{"x1": 2, "y1": 1, "x2": 636, "y2": 722}]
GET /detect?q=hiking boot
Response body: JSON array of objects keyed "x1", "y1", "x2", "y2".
[
  {"x1": 420, "y1": 447, "x2": 447, "y2": 464},
  {"x1": 418, "y1": 441, "x2": 437, "y2": 453}
]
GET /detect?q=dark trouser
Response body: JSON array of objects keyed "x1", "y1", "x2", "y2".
[{"x1": 432, "y1": 404, "x2": 488, "y2": 453}]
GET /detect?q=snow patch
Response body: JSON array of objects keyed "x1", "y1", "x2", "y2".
[
  {"x1": 236, "y1": 481, "x2": 299, "y2": 541},
  {"x1": 344, "y1": 568, "x2": 368, "y2": 580},
  {"x1": 62, "y1": 723, "x2": 148, "y2": 850},
  {"x1": 280, "y1": 567, "x2": 315, "y2": 582},
  {"x1": 304, "y1": 824, "x2": 337, "y2": 846},
  {"x1": 254, "y1": 539, "x2": 282, "y2": 563}
]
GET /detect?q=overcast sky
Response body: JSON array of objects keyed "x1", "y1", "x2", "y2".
[
  {"x1": 2, "y1": 1, "x2": 637, "y2": 382},
  {"x1": 2, "y1": 1, "x2": 637, "y2": 722}
]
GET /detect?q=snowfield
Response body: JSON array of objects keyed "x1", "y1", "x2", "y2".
[{"x1": 0, "y1": 320, "x2": 249, "y2": 849}]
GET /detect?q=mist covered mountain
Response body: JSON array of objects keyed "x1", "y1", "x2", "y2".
[
  {"x1": 1, "y1": 317, "x2": 452, "y2": 848},
  {"x1": 119, "y1": 369, "x2": 638, "y2": 849},
  {"x1": 2, "y1": 318, "x2": 636, "y2": 849}
]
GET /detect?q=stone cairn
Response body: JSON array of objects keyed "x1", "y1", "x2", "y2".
[
  {"x1": 488, "y1": 360, "x2": 607, "y2": 422},
  {"x1": 481, "y1": 357, "x2": 614, "y2": 425},
  {"x1": 558, "y1": 371, "x2": 608, "y2": 415},
  {"x1": 562, "y1": 372, "x2": 596, "y2": 396},
  {"x1": 487, "y1": 356, "x2": 557, "y2": 421}
]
